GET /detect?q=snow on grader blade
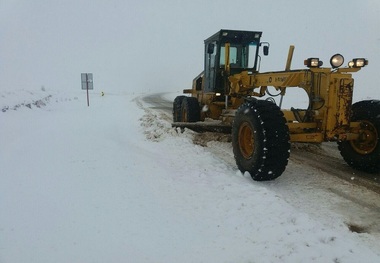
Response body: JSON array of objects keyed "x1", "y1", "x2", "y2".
[{"x1": 172, "y1": 29, "x2": 378, "y2": 181}]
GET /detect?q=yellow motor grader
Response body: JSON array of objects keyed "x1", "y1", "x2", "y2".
[{"x1": 172, "y1": 29, "x2": 379, "y2": 181}]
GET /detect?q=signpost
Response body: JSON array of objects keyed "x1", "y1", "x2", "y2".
[{"x1": 81, "y1": 73, "x2": 93, "y2": 106}]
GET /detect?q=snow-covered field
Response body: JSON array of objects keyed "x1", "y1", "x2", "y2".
[{"x1": 1, "y1": 89, "x2": 380, "y2": 262}]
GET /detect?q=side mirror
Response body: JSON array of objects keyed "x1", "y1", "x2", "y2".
[
  {"x1": 261, "y1": 42, "x2": 270, "y2": 56},
  {"x1": 207, "y1": 43, "x2": 215, "y2": 54},
  {"x1": 263, "y1": 46, "x2": 269, "y2": 56}
]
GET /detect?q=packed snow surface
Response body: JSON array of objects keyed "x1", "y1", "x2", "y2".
[{"x1": 1, "y1": 89, "x2": 380, "y2": 262}]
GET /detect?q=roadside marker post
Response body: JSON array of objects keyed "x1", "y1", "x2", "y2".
[{"x1": 81, "y1": 73, "x2": 93, "y2": 106}]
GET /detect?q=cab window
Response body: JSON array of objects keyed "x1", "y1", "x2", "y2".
[
  {"x1": 220, "y1": 46, "x2": 238, "y2": 66},
  {"x1": 219, "y1": 43, "x2": 258, "y2": 69}
]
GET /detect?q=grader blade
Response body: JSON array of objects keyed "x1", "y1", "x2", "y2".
[{"x1": 172, "y1": 122, "x2": 231, "y2": 133}]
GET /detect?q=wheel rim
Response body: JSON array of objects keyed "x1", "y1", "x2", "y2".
[
  {"x1": 350, "y1": 121, "x2": 378, "y2": 154},
  {"x1": 238, "y1": 122, "x2": 254, "y2": 159}
]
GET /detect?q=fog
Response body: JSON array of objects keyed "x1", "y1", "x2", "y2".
[{"x1": 1, "y1": 0, "x2": 379, "y2": 100}]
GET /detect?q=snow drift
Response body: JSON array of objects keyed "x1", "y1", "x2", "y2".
[{"x1": 1, "y1": 89, "x2": 379, "y2": 262}]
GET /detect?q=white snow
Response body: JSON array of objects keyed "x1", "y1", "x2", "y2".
[{"x1": 1, "y1": 89, "x2": 380, "y2": 263}]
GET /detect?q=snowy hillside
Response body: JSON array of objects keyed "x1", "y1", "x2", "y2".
[{"x1": 1, "y1": 89, "x2": 380, "y2": 263}]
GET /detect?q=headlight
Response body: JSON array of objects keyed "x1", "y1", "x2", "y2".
[
  {"x1": 304, "y1": 58, "x2": 322, "y2": 68},
  {"x1": 348, "y1": 58, "x2": 368, "y2": 68},
  {"x1": 330, "y1": 54, "x2": 344, "y2": 68}
]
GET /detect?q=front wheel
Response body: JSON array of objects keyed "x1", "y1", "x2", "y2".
[
  {"x1": 338, "y1": 100, "x2": 380, "y2": 173},
  {"x1": 232, "y1": 100, "x2": 290, "y2": 181}
]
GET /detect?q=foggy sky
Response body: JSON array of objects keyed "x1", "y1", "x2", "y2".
[{"x1": 1, "y1": 0, "x2": 379, "y2": 100}]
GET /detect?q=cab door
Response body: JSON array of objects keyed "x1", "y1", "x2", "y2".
[{"x1": 204, "y1": 42, "x2": 216, "y2": 92}]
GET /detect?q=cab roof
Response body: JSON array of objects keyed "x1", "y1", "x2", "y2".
[{"x1": 204, "y1": 29, "x2": 263, "y2": 45}]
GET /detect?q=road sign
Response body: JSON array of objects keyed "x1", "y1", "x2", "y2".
[
  {"x1": 81, "y1": 73, "x2": 93, "y2": 106},
  {"x1": 81, "y1": 73, "x2": 93, "y2": 90}
]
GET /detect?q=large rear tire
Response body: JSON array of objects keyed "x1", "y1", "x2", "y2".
[
  {"x1": 181, "y1": 97, "x2": 200, "y2": 122},
  {"x1": 338, "y1": 100, "x2": 380, "y2": 173},
  {"x1": 232, "y1": 100, "x2": 290, "y2": 181}
]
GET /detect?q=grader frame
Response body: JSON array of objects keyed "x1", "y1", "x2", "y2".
[{"x1": 173, "y1": 29, "x2": 378, "y2": 181}]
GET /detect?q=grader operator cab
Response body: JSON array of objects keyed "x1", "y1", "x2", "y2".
[{"x1": 173, "y1": 29, "x2": 379, "y2": 181}]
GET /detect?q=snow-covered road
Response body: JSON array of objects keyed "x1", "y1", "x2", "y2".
[
  {"x1": 142, "y1": 92, "x2": 380, "y2": 253},
  {"x1": 1, "y1": 89, "x2": 380, "y2": 262},
  {"x1": 143, "y1": 93, "x2": 380, "y2": 231}
]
